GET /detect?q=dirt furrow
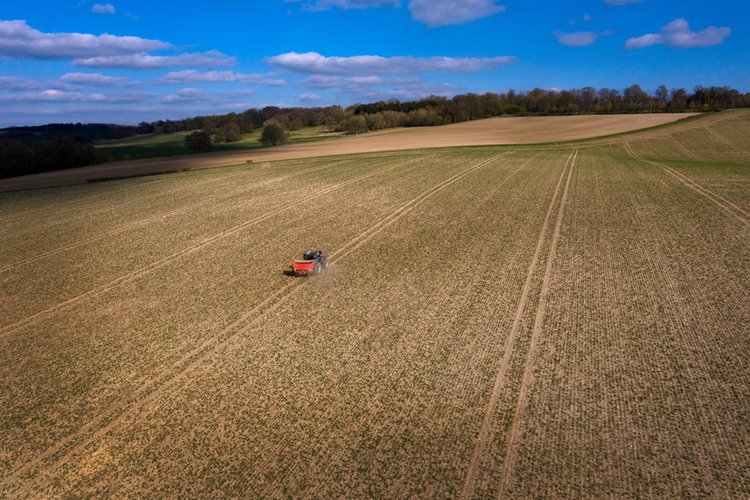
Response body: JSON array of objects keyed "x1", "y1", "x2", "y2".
[
  {"x1": 459, "y1": 150, "x2": 576, "y2": 499},
  {"x1": 4, "y1": 152, "x2": 507, "y2": 494}
]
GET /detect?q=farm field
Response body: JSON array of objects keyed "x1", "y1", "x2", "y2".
[
  {"x1": 0, "y1": 111, "x2": 748, "y2": 497},
  {"x1": 96, "y1": 126, "x2": 345, "y2": 161},
  {"x1": 0, "y1": 112, "x2": 696, "y2": 191}
]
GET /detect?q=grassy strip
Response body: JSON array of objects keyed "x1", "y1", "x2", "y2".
[{"x1": 98, "y1": 126, "x2": 344, "y2": 161}]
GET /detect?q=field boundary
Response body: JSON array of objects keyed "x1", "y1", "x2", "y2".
[
  {"x1": 624, "y1": 143, "x2": 750, "y2": 225},
  {"x1": 4, "y1": 152, "x2": 510, "y2": 494},
  {"x1": 0, "y1": 156, "x2": 425, "y2": 339},
  {"x1": 459, "y1": 149, "x2": 577, "y2": 499}
]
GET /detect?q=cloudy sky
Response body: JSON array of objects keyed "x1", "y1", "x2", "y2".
[{"x1": 0, "y1": 0, "x2": 747, "y2": 126}]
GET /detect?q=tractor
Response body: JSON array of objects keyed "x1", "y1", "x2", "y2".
[{"x1": 287, "y1": 249, "x2": 329, "y2": 276}]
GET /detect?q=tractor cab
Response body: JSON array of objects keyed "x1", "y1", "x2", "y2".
[{"x1": 301, "y1": 249, "x2": 320, "y2": 261}]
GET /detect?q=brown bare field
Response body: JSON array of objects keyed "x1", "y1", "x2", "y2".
[
  {"x1": 0, "y1": 110, "x2": 748, "y2": 497},
  {"x1": 0, "y1": 113, "x2": 696, "y2": 192}
]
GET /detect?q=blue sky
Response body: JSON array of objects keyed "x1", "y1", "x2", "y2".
[{"x1": 0, "y1": 0, "x2": 747, "y2": 126}]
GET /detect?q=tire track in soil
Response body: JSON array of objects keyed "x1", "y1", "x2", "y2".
[
  {"x1": 668, "y1": 135, "x2": 699, "y2": 160},
  {"x1": 705, "y1": 127, "x2": 749, "y2": 155},
  {"x1": 496, "y1": 151, "x2": 576, "y2": 497},
  {"x1": 298, "y1": 155, "x2": 540, "y2": 497},
  {"x1": 624, "y1": 142, "x2": 750, "y2": 225},
  {"x1": 4, "y1": 152, "x2": 509, "y2": 495},
  {"x1": 0, "y1": 164, "x2": 255, "y2": 235},
  {"x1": 328, "y1": 153, "x2": 509, "y2": 262},
  {"x1": 0, "y1": 157, "x2": 428, "y2": 339},
  {"x1": 459, "y1": 150, "x2": 576, "y2": 500},
  {"x1": 0, "y1": 198, "x2": 218, "y2": 273},
  {"x1": 0, "y1": 159, "x2": 349, "y2": 273},
  {"x1": 0, "y1": 177, "x2": 173, "y2": 227}
]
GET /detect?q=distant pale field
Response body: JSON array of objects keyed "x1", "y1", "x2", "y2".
[
  {"x1": 0, "y1": 111, "x2": 748, "y2": 497},
  {"x1": 1, "y1": 112, "x2": 696, "y2": 191}
]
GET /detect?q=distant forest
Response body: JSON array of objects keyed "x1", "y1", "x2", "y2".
[
  {"x1": 1, "y1": 84, "x2": 749, "y2": 179},
  {"x1": 126, "y1": 84, "x2": 750, "y2": 135}
]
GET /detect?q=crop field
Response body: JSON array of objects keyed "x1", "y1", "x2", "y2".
[
  {"x1": 0, "y1": 110, "x2": 748, "y2": 497},
  {"x1": 97, "y1": 126, "x2": 345, "y2": 161},
  {"x1": 0, "y1": 112, "x2": 694, "y2": 191}
]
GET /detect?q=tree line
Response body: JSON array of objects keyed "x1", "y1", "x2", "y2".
[
  {"x1": 0, "y1": 123, "x2": 140, "y2": 143},
  {"x1": 341, "y1": 84, "x2": 750, "y2": 132},
  {"x1": 1, "y1": 84, "x2": 748, "y2": 177},
  {"x1": 0, "y1": 138, "x2": 110, "y2": 179},
  {"x1": 163, "y1": 84, "x2": 750, "y2": 143}
]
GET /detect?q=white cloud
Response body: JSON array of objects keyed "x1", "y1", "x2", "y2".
[
  {"x1": 554, "y1": 31, "x2": 598, "y2": 47},
  {"x1": 299, "y1": 93, "x2": 321, "y2": 101},
  {"x1": 0, "y1": 89, "x2": 151, "y2": 103},
  {"x1": 583, "y1": 14, "x2": 592, "y2": 22},
  {"x1": 344, "y1": 84, "x2": 459, "y2": 101},
  {"x1": 287, "y1": 0, "x2": 505, "y2": 27},
  {"x1": 268, "y1": 51, "x2": 515, "y2": 75},
  {"x1": 409, "y1": 0, "x2": 505, "y2": 27},
  {"x1": 224, "y1": 89, "x2": 255, "y2": 98},
  {"x1": 0, "y1": 76, "x2": 39, "y2": 90},
  {"x1": 75, "y1": 50, "x2": 235, "y2": 69},
  {"x1": 286, "y1": 0, "x2": 399, "y2": 11},
  {"x1": 625, "y1": 18, "x2": 731, "y2": 49},
  {"x1": 214, "y1": 101, "x2": 256, "y2": 111},
  {"x1": 554, "y1": 30, "x2": 612, "y2": 47},
  {"x1": 162, "y1": 88, "x2": 207, "y2": 103},
  {"x1": 91, "y1": 3, "x2": 116, "y2": 14},
  {"x1": 301, "y1": 74, "x2": 460, "y2": 101},
  {"x1": 60, "y1": 72, "x2": 131, "y2": 86},
  {"x1": 160, "y1": 70, "x2": 284, "y2": 86},
  {"x1": 305, "y1": 74, "x2": 421, "y2": 88},
  {"x1": 158, "y1": 88, "x2": 260, "y2": 109},
  {"x1": 0, "y1": 20, "x2": 168, "y2": 59}
]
